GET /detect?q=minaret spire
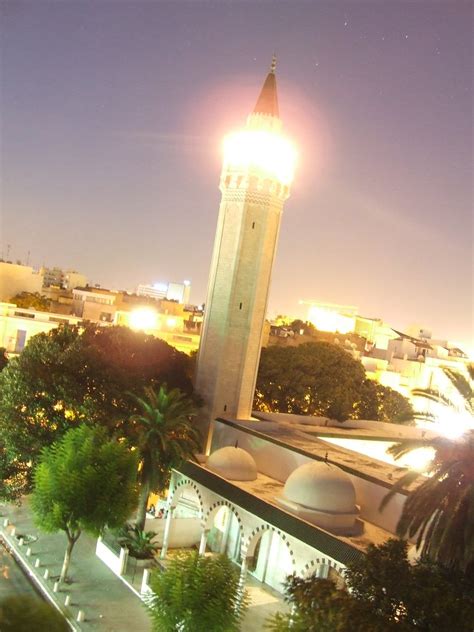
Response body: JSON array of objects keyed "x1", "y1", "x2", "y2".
[
  {"x1": 253, "y1": 56, "x2": 279, "y2": 118},
  {"x1": 271, "y1": 54, "x2": 277, "y2": 74}
]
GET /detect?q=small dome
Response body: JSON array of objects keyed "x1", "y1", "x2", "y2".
[
  {"x1": 283, "y1": 461, "x2": 356, "y2": 514},
  {"x1": 207, "y1": 446, "x2": 258, "y2": 481}
]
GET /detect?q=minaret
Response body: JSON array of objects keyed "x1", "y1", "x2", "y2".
[{"x1": 195, "y1": 58, "x2": 296, "y2": 449}]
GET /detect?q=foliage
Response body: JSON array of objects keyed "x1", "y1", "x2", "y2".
[
  {"x1": 31, "y1": 424, "x2": 138, "y2": 581},
  {"x1": 381, "y1": 431, "x2": 474, "y2": 572},
  {"x1": 356, "y1": 379, "x2": 415, "y2": 424},
  {"x1": 268, "y1": 576, "x2": 357, "y2": 632},
  {"x1": 289, "y1": 319, "x2": 316, "y2": 335},
  {"x1": 0, "y1": 595, "x2": 69, "y2": 632},
  {"x1": 8, "y1": 291, "x2": 51, "y2": 312},
  {"x1": 0, "y1": 442, "x2": 30, "y2": 502},
  {"x1": 118, "y1": 524, "x2": 160, "y2": 559},
  {"x1": 129, "y1": 385, "x2": 200, "y2": 530},
  {"x1": 267, "y1": 539, "x2": 474, "y2": 632},
  {"x1": 0, "y1": 347, "x2": 7, "y2": 371},
  {"x1": 468, "y1": 363, "x2": 474, "y2": 381},
  {"x1": 0, "y1": 324, "x2": 193, "y2": 498},
  {"x1": 412, "y1": 367, "x2": 473, "y2": 419},
  {"x1": 147, "y1": 552, "x2": 247, "y2": 632},
  {"x1": 255, "y1": 342, "x2": 413, "y2": 423}
]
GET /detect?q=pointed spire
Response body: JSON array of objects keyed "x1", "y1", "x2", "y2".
[{"x1": 253, "y1": 56, "x2": 279, "y2": 118}]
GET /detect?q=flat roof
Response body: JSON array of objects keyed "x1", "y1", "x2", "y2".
[{"x1": 214, "y1": 415, "x2": 430, "y2": 492}]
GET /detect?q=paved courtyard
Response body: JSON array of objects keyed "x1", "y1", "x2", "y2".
[{"x1": 0, "y1": 500, "x2": 286, "y2": 631}]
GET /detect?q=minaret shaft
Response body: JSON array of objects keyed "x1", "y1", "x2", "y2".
[
  {"x1": 194, "y1": 61, "x2": 295, "y2": 449},
  {"x1": 196, "y1": 185, "x2": 284, "y2": 424}
]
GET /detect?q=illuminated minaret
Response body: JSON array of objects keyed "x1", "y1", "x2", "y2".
[{"x1": 195, "y1": 58, "x2": 296, "y2": 447}]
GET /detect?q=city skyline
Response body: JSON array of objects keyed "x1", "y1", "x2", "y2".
[{"x1": 2, "y1": 2, "x2": 472, "y2": 350}]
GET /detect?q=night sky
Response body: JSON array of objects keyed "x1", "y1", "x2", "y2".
[{"x1": 1, "y1": 2, "x2": 472, "y2": 350}]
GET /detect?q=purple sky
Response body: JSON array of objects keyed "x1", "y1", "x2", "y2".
[{"x1": 1, "y1": 2, "x2": 472, "y2": 350}]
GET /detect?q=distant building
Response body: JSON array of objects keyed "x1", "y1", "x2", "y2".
[
  {"x1": 0, "y1": 261, "x2": 44, "y2": 301},
  {"x1": 41, "y1": 266, "x2": 87, "y2": 290},
  {"x1": 137, "y1": 280, "x2": 191, "y2": 304},
  {"x1": 72, "y1": 287, "x2": 118, "y2": 322},
  {"x1": 0, "y1": 302, "x2": 81, "y2": 354}
]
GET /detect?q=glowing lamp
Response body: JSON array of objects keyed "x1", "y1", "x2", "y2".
[
  {"x1": 129, "y1": 308, "x2": 158, "y2": 331},
  {"x1": 223, "y1": 129, "x2": 297, "y2": 186}
]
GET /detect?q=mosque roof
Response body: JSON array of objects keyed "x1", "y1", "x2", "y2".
[
  {"x1": 283, "y1": 461, "x2": 357, "y2": 514},
  {"x1": 207, "y1": 446, "x2": 258, "y2": 481}
]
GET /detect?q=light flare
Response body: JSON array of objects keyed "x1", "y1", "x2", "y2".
[
  {"x1": 223, "y1": 129, "x2": 297, "y2": 186},
  {"x1": 129, "y1": 308, "x2": 158, "y2": 331}
]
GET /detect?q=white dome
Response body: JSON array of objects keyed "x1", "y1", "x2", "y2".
[
  {"x1": 207, "y1": 446, "x2": 258, "y2": 481},
  {"x1": 283, "y1": 461, "x2": 356, "y2": 514}
]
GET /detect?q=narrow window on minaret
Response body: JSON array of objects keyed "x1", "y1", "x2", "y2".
[
  {"x1": 223, "y1": 405, "x2": 227, "y2": 412},
  {"x1": 252, "y1": 222, "x2": 255, "y2": 229},
  {"x1": 239, "y1": 302, "x2": 243, "y2": 310}
]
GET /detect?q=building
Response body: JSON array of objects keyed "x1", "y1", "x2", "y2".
[
  {"x1": 72, "y1": 286, "x2": 118, "y2": 322},
  {"x1": 0, "y1": 261, "x2": 43, "y2": 300},
  {"x1": 40, "y1": 266, "x2": 87, "y2": 290},
  {"x1": 195, "y1": 56, "x2": 296, "y2": 440},
  {"x1": 0, "y1": 302, "x2": 81, "y2": 354},
  {"x1": 137, "y1": 280, "x2": 191, "y2": 304}
]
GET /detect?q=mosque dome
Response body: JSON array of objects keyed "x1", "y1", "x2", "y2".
[
  {"x1": 283, "y1": 461, "x2": 356, "y2": 514},
  {"x1": 207, "y1": 446, "x2": 258, "y2": 481}
]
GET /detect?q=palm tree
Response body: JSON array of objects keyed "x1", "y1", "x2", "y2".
[
  {"x1": 129, "y1": 385, "x2": 200, "y2": 531},
  {"x1": 412, "y1": 367, "x2": 473, "y2": 426},
  {"x1": 381, "y1": 430, "x2": 474, "y2": 573}
]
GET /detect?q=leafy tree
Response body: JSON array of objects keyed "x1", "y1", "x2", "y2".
[
  {"x1": 255, "y1": 342, "x2": 412, "y2": 423},
  {"x1": 381, "y1": 431, "x2": 474, "y2": 573},
  {"x1": 356, "y1": 379, "x2": 414, "y2": 424},
  {"x1": 31, "y1": 424, "x2": 138, "y2": 582},
  {"x1": 0, "y1": 595, "x2": 69, "y2": 632},
  {"x1": 0, "y1": 324, "x2": 193, "y2": 499},
  {"x1": 147, "y1": 552, "x2": 247, "y2": 632},
  {"x1": 0, "y1": 347, "x2": 7, "y2": 371},
  {"x1": 268, "y1": 539, "x2": 474, "y2": 632},
  {"x1": 8, "y1": 291, "x2": 51, "y2": 311},
  {"x1": 289, "y1": 319, "x2": 315, "y2": 336},
  {"x1": 129, "y1": 385, "x2": 200, "y2": 531}
]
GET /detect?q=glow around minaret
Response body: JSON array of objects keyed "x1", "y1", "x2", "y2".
[
  {"x1": 195, "y1": 59, "x2": 296, "y2": 450},
  {"x1": 223, "y1": 129, "x2": 297, "y2": 186}
]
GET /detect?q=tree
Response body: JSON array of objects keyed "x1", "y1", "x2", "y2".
[
  {"x1": 129, "y1": 385, "x2": 200, "y2": 531},
  {"x1": 381, "y1": 431, "x2": 474, "y2": 573},
  {"x1": 31, "y1": 424, "x2": 138, "y2": 582},
  {"x1": 0, "y1": 347, "x2": 7, "y2": 371},
  {"x1": 0, "y1": 595, "x2": 69, "y2": 632},
  {"x1": 254, "y1": 342, "x2": 413, "y2": 423},
  {"x1": 267, "y1": 539, "x2": 474, "y2": 632},
  {"x1": 412, "y1": 366, "x2": 473, "y2": 422},
  {"x1": 8, "y1": 291, "x2": 51, "y2": 311},
  {"x1": 147, "y1": 552, "x2": 247, "y2": 632},
  {"x1": 0, "y1": 324, "x2": 193, "y2": 499},
  {"x1": 356, "y1": 379, "x2": 414, "y2": 424}
]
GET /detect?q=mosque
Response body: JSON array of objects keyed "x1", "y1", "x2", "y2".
[{"x1": 150, "y1": 59, "x2": 432, "y2": 597}]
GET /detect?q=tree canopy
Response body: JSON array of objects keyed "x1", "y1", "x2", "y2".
[
  {"x1": 8, "y1": 291, "x2": 51, "y2": 311},
  {"x1": 382, "y1": 432, "x2": 474, "y2": 573},
  {"x1": 0, "y1": 324, "x2": 194, "y2": 499},
  {"x1": 147, "y1": 552, "x2": 246, "y2": 632},
  {"x1": 0, "y1": 596, "x2": 69, "y2": 632},
  {"x1": 130, "y1": 385, "x2": 200, "y2": 530},
  {"x1": 31, "y1": 424, "x2": 138, "y2": 582},
  {"x1": 268, "y1": 539, "x2": 474, "y2": 632},
  {"x1": 255, "y1": 342, "x2": 413, "y2": 422}
]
